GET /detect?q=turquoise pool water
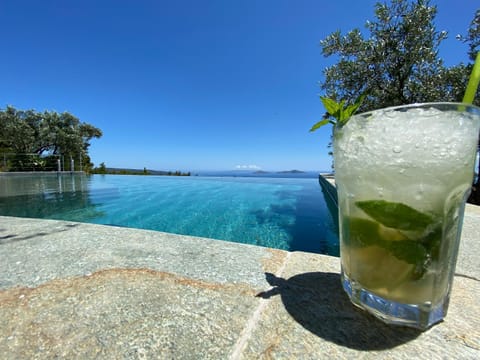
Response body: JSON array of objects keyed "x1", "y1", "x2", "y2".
[{"x1": 0, "y1": 174, "x2": 338, "y2": 255}]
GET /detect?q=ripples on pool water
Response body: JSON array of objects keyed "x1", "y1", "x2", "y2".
[{"x1": 0, "y1": 174, "x2": 338, "y2": 255}]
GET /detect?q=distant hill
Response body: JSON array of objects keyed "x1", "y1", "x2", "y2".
[{"x1": 276, "y1": 170, "x2": 305, "y2": 174}]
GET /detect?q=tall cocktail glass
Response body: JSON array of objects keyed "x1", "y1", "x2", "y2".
[{"x1": 333, "y1": 103, "x2": 480, "y2": 330}]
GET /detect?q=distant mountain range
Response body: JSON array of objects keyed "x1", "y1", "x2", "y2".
[
  {"x1": 254, "y1": 170, "x2": 305, "y2": 174},
  {"x1": 195, "y1": 169, "x2": 323, "y2": 179}
]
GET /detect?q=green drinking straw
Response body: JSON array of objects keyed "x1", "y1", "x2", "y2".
[{"x1": 463, "y1": 51, "x2": 480, "y2": 104}]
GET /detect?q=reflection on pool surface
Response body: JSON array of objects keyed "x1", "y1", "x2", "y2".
[{"x1": 0, "y1": 174, "x2": 338, "y2": 255}]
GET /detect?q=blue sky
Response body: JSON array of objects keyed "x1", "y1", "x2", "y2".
[{"x1": 1, "y1": 0, "x2": 478, "y2": 172}]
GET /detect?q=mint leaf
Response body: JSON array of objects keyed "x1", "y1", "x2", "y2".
[
  {"x1": 356, "y1": 200, "x2": 434, "y2": 231},
  {"x1": 339, "y1": 93, "x2": 366, "y2": 125},
  {"x1": 309, "y1": 119, "x2": 332, "y2": 132},
  {"x1": 343, "y1": 217, "x2": 380, "y2": 247},
  {"x1": 344, "y1": 216, "x2": 427, "y2": 266},
  {"x1": 387, "y1": 240, "x2": 427, "y2": 266},
  {"x1": 343, "y1": 215, "x2": 431, "y2": 279},
  {"x1": 419, "y1": 225, "x2": 442, "y2": 261},
  {"x1": 320, "y1": 96, "x2": 342, "y2": 117},
  {"x1": 310, "y1": 93, "x2": 366, "y2": 132}
]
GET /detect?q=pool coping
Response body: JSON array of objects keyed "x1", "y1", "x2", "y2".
[{"x1": 0, "y1": 203, "x2": 479, "y2": 358}]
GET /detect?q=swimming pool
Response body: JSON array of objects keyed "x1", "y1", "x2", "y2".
[{"x1": 0, "y1": 174, "x2": 338, "y2": 255}]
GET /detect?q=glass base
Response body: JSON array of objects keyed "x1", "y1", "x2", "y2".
[{"x1": 342, "y1": 271, "x2": 449, "y2": 330}]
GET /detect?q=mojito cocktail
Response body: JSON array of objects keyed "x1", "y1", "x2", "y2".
[{"x1": 333, "y1": 103, "x2": 480, "y2": 329}]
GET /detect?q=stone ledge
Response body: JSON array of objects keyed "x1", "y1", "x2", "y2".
[{"x1": 0, "y1": 210, "x2": 478, "y2": 358}]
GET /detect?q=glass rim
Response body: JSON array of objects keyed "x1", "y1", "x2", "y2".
[{"x1": 355, "y1": 102, "x2": 480, "y2": 117}]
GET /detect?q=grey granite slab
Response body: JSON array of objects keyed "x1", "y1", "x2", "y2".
[
  {"x1": 0, "y1": 216, "x2": 285, "y2": 359},
  {"x1": 0, "y1": 268, "x2": 260, "y2": 359},
  {"x1": 456, "y1": 204, "x2": 480, "y2": 281},
  {"x1": 239, "y1": 252, "x2": 479, "y2": 359},
  {"x1": 0, "y1": 204, "x2": 479, "y2": 359},
  {"x1": 237, "y1": 204, "x2": 480, "y2": 359},
  {"x1": 0, "y1": 216, "x2": 285, "y2": 291}
]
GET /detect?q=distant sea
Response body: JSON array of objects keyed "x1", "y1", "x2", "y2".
[
  {"x1": 101, "y1": 167, "x2": 332, "y2": 179},
  {"x1": 194, "y1": 170, "x2": 330, "y2": 179}
]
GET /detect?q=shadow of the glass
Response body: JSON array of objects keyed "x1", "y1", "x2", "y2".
[{"x1": 257, "y1": 272, "x2": 423, "y2": 350}]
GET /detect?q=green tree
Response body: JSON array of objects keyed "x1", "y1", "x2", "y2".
[
  {"x1": 95, "y1": 162, "x2": 107, "y2": 174},
  {"x1": 319, "y1": 0, "x2": 459, "y2": 112},
  {"x1": 460, "y1": 9, "x2": 480, "y2": 62},
  {"x1": 318, "y1": 0, "x2": 480, "y2": 202},
  {"x1": 0, "y1": 106, "x2": 102, "y2": 171},
  {"x1": 0, "y1": 107, "x2": 40, "y2": 154}
]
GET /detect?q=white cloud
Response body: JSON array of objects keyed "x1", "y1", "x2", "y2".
[{"x1": 235, "y1": 164, "x2": 261, "y2": 170}]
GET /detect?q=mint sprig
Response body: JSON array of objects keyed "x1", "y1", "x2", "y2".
[
  {"x1": 356, "y1": 200, "x2": 435, "y2": 231},
  {"x1": 310, "y1": 93, "x2": 365, "y2": 132},
  {"x1": 346, "y1": 200, "x2": 443, "y2": 279}
]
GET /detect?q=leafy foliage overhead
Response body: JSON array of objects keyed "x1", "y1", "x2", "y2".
[{"x1": 319, "y1": 0, "x2": 479, "y2": 114}]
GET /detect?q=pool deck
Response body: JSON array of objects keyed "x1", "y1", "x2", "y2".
[{"x1": 0, "y1": 205, "x2": 479, "y2": 359}]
